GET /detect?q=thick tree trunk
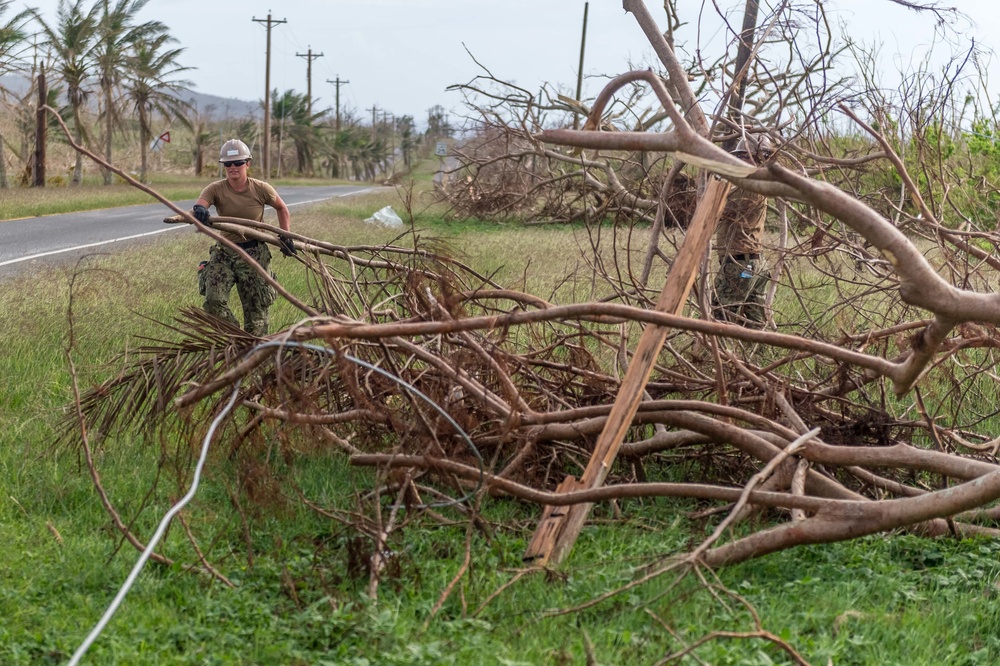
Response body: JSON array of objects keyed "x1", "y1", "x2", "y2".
[
  {"x1": 139, "y1": 108, "x2": 150, "y2": 184},
  {"x1": 34, "y1": 68, "x2": 47, "y2": 188}
]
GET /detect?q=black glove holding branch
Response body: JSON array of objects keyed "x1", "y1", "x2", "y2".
[
  {"x1": 279, "y1": 236, "x2": 298, "y2": 257},
  {"x1": 192, "y1": 204, "x2": 212, "y2": 226}
]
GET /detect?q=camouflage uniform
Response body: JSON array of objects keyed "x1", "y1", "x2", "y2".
[
  {"x1": 198, "y1": 177, "x2": 282, "y2": 336},
  {"x1": 712, "y1": 186, "x2": 769, "y2": 328},
  {"x1": 713, "y1": 254, "x2": 769, "y2": 328},
  {"x1": 202, "y1": 241, "x2": 275, "y2": 336}
]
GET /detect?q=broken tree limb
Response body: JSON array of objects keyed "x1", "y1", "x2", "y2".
[{"x1": 523, "y1": 176, "x2": 732, "y2": 566}]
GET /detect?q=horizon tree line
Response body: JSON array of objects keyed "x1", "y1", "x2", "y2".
[{"x1": 0, "y1": 0, "x2": 454, "y2": 187}]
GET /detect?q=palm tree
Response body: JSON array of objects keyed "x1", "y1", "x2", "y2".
[
  {"x1": 425, "y1": 104, "x2": 453, "y2": 139},
  {"x1": 397, "y1": 114, "x2": 417, "y2": 168},
  {"x1": 347, "y1": 134, "x2": 388, "y2": 182},
  {"x1": 338, "y1": 125, "x2": 378, "y2": 181},
  {"x1": 318, "y1": 109, "x2": 360, "y2": 179},
  {"x1": 0, "y1": 0, "x2": 32, "y2": 188},
  {"x1": 32, "y1": 0, "x2": 98, "y2": 185},
  {"x1": 121, "y1": 31, "x2": 192, "y2": 182},
  {"x1": 0, "y1": 0, "x2": 30, "y2": 69},
  {"x1": 93, "y1": 0, "x2": 169, "y2": 184},
  {"x1": 11, "y1": 83, "x2": 72, "y2": 186},
  {"x1": 270, "y1": 88, "x2": 324, "y2": 175},
  {"x1": 187, "y1": 102, "x2": 215, "y2": 176}
]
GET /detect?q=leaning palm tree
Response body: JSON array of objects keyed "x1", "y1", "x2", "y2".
[
  {"x1": 32, "y1": 0, "x2": 98, "y2": 185},
  {"x1": 270, "y1": 88, "x2": 325, "y2": 175},
  {"x1": 0, "y1": 0, "x2": 32, "y2": 188},
  {"x1": 121, "y1": 31, "x2": 192, "y2": 182},
  {"x1": 93, "y1": 0, "x2": 168, "y2": 185},
  {"x1": 340, "y1": 125, "x2": 372, "y2": 181}
]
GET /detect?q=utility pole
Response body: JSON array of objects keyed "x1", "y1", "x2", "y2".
[
  {"x1": 296, "y1": 46, "x2": 324, "y2": 114},
  {"x1": 573, "y1": 1, "x2": 589, "y2": 130},
  {"x1": 252, "y1": 11, "x2": 286, "y2": 179},
  {"x1": 34, "y1": 64, "x2": 46, "y2": 188},
  {"x1": 368, "y1": 105, "x2": 377, "y2": 142},
  {"x1": 381, "y1": 111, "x2": 395, "y2": 172},
  {"x1": 326, "y1": 76, "x2": 350, "y2": 131},
  {"x1": 723, "y1": 0, "x2": 760, "y2": 152}
]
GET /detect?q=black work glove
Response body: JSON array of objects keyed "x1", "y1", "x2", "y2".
[
  {"x1": 192, "y1": 204, "x2": 212, "y2": 226},
  {"x1": 279, "y1": 236, "x2": 298, "y2": 257}
]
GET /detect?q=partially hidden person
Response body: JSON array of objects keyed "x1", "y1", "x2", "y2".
[{"x1": 712, "y1": 135, "x2": 773, "y2": 328}]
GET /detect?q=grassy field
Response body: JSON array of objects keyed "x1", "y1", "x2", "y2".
[
  {"x1": 0, "y1": 174, "x2": 353, "y2": 221},
  {"x1": 3, "y1": 184, "x2": 1000, "y2": 665}
]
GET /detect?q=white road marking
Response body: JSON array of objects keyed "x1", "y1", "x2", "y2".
[
  {"x1": 285, "y1": 188, "x2": 377, "y2": 207},
  {"x1": 0, "y1": 226, "x2": 186, "y2": 268},
  {"x1": 0, "y1": 188, "x2": 378, "y2": 268}
]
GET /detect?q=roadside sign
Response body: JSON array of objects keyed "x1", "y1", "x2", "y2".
[
  {"x1": 435, "y1": 141, "x2": 448, "y2": 157},
  {"x1": 150, "y1": 131, "x2": 171, "y2": 153}
]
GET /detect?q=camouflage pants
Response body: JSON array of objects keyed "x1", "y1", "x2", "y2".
[
  {"x1": 712, "y1": 256, "x2": 769, "y2": 328},
  {"x1": 201, "y1": 241, "x2": 275, "y2": 336}
]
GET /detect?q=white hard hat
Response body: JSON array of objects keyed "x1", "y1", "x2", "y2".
[
  {"x1": 732, "y1": 135, "x2": 774, "y2": 159},
  {"x1": 219, "y1": 139, "x2": 252, "y2": 163}
]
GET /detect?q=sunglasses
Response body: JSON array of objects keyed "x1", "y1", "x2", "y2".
[{"x1": 223, "y1": 160, "x2": 248, "y2": 168}]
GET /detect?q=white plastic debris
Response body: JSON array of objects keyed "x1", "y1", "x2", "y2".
[{"x1": 364, "y1": 205, "x2": 403, "y2": 227}]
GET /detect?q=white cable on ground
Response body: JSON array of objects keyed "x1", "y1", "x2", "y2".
[
  {"x1": 67, "y1": 384, "x2": 241, "y2": 665},
  {"x1": 67, "y1": 340, "x2": 482, "y2": 664}
]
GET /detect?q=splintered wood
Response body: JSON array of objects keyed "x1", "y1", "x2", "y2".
[{"x1": 524, "y1": 177, "x2": 732, "y2": 566}]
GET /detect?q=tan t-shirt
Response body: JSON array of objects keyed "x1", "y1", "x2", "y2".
[
  {"x1": 199, "y1": 177, "x2": 279, "y2": 243},
  {"x1": 715, "y1": 187, "x2": 767, "y2": 259}
]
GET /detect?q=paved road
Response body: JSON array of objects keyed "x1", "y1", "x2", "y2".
[{"x1": 0, "y1": 185, "x2": 377, "y2": 277}]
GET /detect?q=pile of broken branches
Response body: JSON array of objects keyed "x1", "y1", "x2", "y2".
[
  {"x1": 55, "y1": 0, "x2": 1000, "y2": 601},
  {"x1": 62, "y1": 206, "x2": 1000, "y2": 573}
]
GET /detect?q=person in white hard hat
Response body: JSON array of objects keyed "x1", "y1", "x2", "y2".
[
  {"x1": 190, "y1": 138, "x2": 296, "y2": 336},
  {"x1": 711, "y1": 134, "x2": 774, "y2": 328}
]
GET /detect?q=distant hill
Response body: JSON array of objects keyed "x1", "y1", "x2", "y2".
[
  {"x1": 175, "y1": 90, "x2": 260, "y2": 121},
  {"x1": 1, "y1": 74, "x2": 260, "y2": 121}
]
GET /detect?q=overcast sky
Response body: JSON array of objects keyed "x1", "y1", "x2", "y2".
[{"x1": 9, "y1": 0, "x2": 997, "y2": 126}]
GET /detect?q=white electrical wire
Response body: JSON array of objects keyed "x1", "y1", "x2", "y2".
[
  {"x1": 67, "y1": 340, "x2": 482, "y2": 664},
  {"x1": 67, "y1": 384, "x2": 241, "y2": 666}
]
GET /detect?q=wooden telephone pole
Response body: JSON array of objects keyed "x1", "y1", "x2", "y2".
[
  {"x1": 296, "y1": 47, "x2": 324, "y2": 114},
  {"x1": 368, "y1": 105, "x2": 378, "y2": 142},
  {"x1": 573, "y1": 2, "x2": 589, "y2": 130},
  {"x1": 252, "y1": 12, "x2": 286, "y2": 178},
  {"x1": 326, "y1": 76, "x2": 350, "y2": 131},
  {"x1": 723, "y1": 0, "x2": 760, "y2": 152},
  {"x1": 381, "y1": 110, "x2": 395, "y2": 173}
]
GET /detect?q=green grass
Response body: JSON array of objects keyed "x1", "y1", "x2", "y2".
[
  {"x1": 0, "y1": 176, "x2": 356, "y2": 221},
  {"x1": 4, "y1": 186, "x2": 1000, "y2": 664}
]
